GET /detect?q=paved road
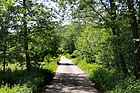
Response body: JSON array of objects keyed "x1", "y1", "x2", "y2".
[{"x1": 42, "y1": 56, "x2": 100, "y2": 93}]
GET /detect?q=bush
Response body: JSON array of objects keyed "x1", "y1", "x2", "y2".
[
  {"x1": 73, "y1": 59, "x2": 119, "y2": 91},
  {"x1": 108, "y1": 78, "x2": 140, "y2": 93},
  {"x1": 65, "y1": 53, "x2": 72, "y2": 59},
  {"x1": 0, "y1": 84, "x2": 32, "y2": 93},
  {"x1": 42, "y1": 57, "x2": 58, "y2": 73},
  {"x1": 73, "y1": 58, "x2": 140, "y2": 93},
  {"x1": 0, "y1": 68, "x2": 53, "y2": 93},
  {"x1": 90, "y1": 67, "x2": 122, "y2": 91},
  {"x1": 0, "y1": 58, "x2": 58, "y2": 93}
]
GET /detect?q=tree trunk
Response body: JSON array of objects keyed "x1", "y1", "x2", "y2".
[
  {"x1": 3, "y1": 47, "x2": 6, "y2": 72},
  {"x1": 127, "y1": 0, "x2": 140, "y2": 79},
  {"x1": 138, "y1": 1, "x2": 140, "y2": 25},
  {"x1": 3, "y1": 33, "x2": 7, "y2": 72},
  {"x1": 23, "y1": 0, "x2": 31, "y2": 71},
  {"x1": 109, "y1": 0, "x2": 129, "y2": 74},
  {"x1": 109, "y1": 0, "x2": 117, "y2": 35},
  {"x1": 119, "y1": 52, "x2": 129, "y2": 74}
]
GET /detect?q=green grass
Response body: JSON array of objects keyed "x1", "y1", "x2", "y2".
[
  {"x1": 73, "y1": 58, "x2": 140, "y2": 93},
  {"x1": 0, "y1": 84, "x2": 32, "y2": 93},
  {"x1": 0, "y1": 57, "x2": 59, "y2": 93}
]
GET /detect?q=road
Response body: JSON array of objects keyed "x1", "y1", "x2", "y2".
[{"x1": 42, "y1": 56, "x2": 100, "y2": 93}]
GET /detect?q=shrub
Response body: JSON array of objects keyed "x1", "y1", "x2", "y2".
[
  {"x1": 0, "y1": 84, "x2": 32, "y2": 93},
  {"x1": 65, "y1": 53, "x2": 72, "y2": 59},
  {"x1": 0, "y1": 57, "x2": 58, "y2": 93},
  {"x1": 90, "y1": 67, "x2": 123, "y2": 91},
  {"x1": 108, "y1": 78, "x2": 140, "y2": 93},
  {"x1": 73, "y1": 58, "x2": 139, "y2": 92}
]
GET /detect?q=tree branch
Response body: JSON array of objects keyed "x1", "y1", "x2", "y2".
[
  {"x1": 83, "y1": 0, "x2": 109, "y2": 23},
  {"x1": 100, "y1": 0, "x2": 111, "y2": 15}
]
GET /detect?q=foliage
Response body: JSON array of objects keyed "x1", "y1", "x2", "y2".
[
  {"x1": 0, "y1": 84, "x2": 32, "y2": 93},
  {"x1": 58, "y1": 22, "x2": 82, "y2": 54},
  {"x1": 58, "y1": 20, "x2": 138, "y2": 91},
  {"x1": 0, "y1": 0, "x2": 59, "y2": 92},
  {"x1": 60, "y1": 22, "x2": 134, "y2": 74},
  {"x1": 0, "y1": 58, "x2": 58, "y2": 92},
  {"x1": 57, "y1": 0, "x2": 140, "y2": 77},
  {"x1": 0, "y1": 0, "x2": 59, "y2": 71},
  {"x1": 75, "y1": 24, "x2": 113, "y2": 64},
  {"x1": 108, "y1": 78, "x2": 140, "y2": 93},
  {"x1": 73, "y1": 58, "x2": 140, "y2": 93},
  {"x1": 43, "y1": 56, "x2": 59, "y2": 72},
  {"x1": 0, "y1": 0, "x2": 140, "y2": 92}
]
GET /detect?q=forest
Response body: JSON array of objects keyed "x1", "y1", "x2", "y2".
[{"x1": 0, "y1": 0, "x2": 140, "y2": 93}]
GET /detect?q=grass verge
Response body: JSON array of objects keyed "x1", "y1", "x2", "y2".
[
  {"x1": 73, "y1": 58, "x2": 140, "y2": 93},
  {"x1": 0, "y1": 57, "x2": 59, "y2": 93}
]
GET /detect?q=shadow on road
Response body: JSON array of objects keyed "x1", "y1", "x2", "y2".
[
  {"x1": 42, "y1": 56, "x2": 102, "y2": 93},
  {"x1": 57, "y1": 62, "x2": 75, "y2": 66},
  {"x1": 43, "y1": 73, "x2": 101, "y2": 93}
]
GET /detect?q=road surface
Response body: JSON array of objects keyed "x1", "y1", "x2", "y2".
[{"x1": 42, "y1": 56, "x2": 100, "y2": 93}]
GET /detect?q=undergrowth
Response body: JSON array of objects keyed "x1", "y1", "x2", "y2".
[
  {"x1": 0, "y1": 57, "x2": 59, "y2": 93},
  {"x1": 73, "y1": 58, "x2": 140, "y2": 93}
]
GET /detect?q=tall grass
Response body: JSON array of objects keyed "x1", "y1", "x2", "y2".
[
  {"x1": 0, "y1": 57, "x2": 59, "y2": 93},
  {"x1": 73, "y1": 58, "x2": 140, "y2": 93}
]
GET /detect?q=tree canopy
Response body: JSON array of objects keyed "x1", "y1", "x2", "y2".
[{"x1": 0, "y1": 0, "x2": 140, "y2": 92}]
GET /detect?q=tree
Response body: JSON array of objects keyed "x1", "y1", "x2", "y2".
[
  {"x1": 127, "y1": 0, "x2": 140, "y2": 79},
  {"x1": 22, "y1": 0, "x2": 31, "y2": 71},
  {"x1": 0, "y1": 0, "x2": 15, "y2": 71},
  {"x1": 0, "y1": 0, "x2": 58, "y2": 71},
  {"x1": 58, "y1": 22, "x2": 81, "y2": 54},
  {"x1": 57, "y1": 0, "x2": 130, "y2": 74},
  {"x1": 20, "y1": 0, "x2": 58, "y2": 70}
]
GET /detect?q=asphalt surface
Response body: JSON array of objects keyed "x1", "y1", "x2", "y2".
[{"x1": 42, "y1": 56, "x2": 100, "y2": 93}]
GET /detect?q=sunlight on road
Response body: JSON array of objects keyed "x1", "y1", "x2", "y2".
[{"x1": 60, "y1": 56, "x2": 73, "y2": 64}]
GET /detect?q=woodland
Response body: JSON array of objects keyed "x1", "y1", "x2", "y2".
[{"x1": 0, "y1": 0, "x2": 140, "y2": 93}]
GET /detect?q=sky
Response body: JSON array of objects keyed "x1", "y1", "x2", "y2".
[{"x1": 38, "y1": 0, "x2": 72, "y2": 25}]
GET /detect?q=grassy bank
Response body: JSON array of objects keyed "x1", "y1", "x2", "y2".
[
  {"x1": 72, "y1": 58, "x2": 140, "y2": 93},
  {"x1": 0, "y1": 57, "x2": 59, "y2": 93}
]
